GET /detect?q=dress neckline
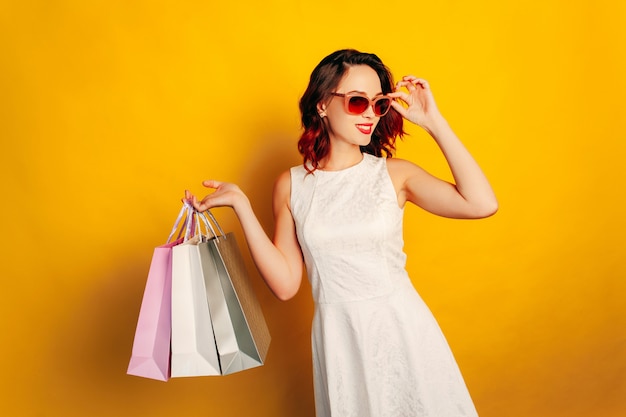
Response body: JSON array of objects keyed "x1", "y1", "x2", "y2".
[{"x1": 315, "y1": 153, "x2": 369, "y2": 174}]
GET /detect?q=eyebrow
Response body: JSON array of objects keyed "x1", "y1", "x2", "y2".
[{"x1": 345, "y1": 90, "x2": 385, "y2": 96}]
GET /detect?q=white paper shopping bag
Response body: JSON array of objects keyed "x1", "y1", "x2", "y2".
[{"x1": 170, "y1": 235, "x2": 220, "y2": 377}]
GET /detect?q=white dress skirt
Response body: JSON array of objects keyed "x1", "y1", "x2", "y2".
[{"x1": 290, "y1": 153, "x2": 479, "y2": 417}]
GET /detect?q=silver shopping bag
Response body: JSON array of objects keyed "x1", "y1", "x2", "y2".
[
  {"x1": 170, "y1": 209, "x2": 220, "y2": 377},
  {"x1": 197, "y1": 211, "x2": 271, "y2": 375}
]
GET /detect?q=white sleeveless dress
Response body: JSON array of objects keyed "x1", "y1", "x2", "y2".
[{"x1": 290, "y1": 153, "x2": 479, "y2": 417}]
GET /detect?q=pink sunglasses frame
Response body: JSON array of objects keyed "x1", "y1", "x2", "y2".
[{"x1": 330, "y1": 92, "x2": 393, "y2": 117}]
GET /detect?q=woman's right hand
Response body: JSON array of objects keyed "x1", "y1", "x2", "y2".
[
  {"x1": 185, "y1": 180, "x2": 250, "y2": 213},
  {"x1": 185, "y1": 171, "x2": 304, "y2": 300}
]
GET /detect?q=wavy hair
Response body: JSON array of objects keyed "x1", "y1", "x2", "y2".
[{"x1": 298, "y1": 49, "x2": 405, "y2": 172}]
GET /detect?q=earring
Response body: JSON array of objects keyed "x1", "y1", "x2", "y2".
[{"x1": 319, "y1": 112, "x2": 326, "y2": 118}]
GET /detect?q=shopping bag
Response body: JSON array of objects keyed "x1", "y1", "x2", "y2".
[
  {"x1": 127, "y1": 205, "x2": 187, "y2": 381},
  {"x1": 170, "y1": 210, "x2": 221, "y2": 377},
  {"x1": 197, "y1": 211, "x2": 271, "y2": 375}
]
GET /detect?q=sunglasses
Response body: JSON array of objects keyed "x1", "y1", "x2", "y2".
[{"x1": 331, "y1": 92, "x2": 393, "y2": 117}]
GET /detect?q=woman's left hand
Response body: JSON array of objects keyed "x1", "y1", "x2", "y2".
[{"x1": 388, "y1": 76, "x2": 443, "y2": 129}]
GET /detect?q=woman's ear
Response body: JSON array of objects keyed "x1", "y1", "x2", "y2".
[{"x1": 317, "y1": 103, "x2": 327, "y2": 118}]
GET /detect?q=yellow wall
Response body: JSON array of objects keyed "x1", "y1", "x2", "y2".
[{"x1": 1, "y1": 1, "x2": 624, "y2": 416}]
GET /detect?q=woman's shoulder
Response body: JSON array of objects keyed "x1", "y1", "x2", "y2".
[
  {"x1": 274, "y1": 164, "x2": 307, "y2": 193},
  {"x1": 274, "y1": 168, "x2": 292, "y2": 189},
  {"x1": 385, "y1": 157, "x2": 426, "y2": 182},
  {"x1": 272, "y1": 168, "x2": 292, "y2": 204},
  {"x1": 385, "y1": 156, "x2": 419, "y2": 171}
]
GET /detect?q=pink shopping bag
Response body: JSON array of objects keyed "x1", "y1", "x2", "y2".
[
  {"x1": 127, "y1": 240, "x2": 181, "y2": 381},
  {"x1": 127, "y1": 204, "x2": 189, "y2": 381}
]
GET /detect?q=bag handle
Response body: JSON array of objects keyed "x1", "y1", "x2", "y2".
[
  {"x1": 166, "y1": 201, "x2": 203, "y2": 243},
  {"x1": 197, "y1": 211, "x2": 218, "y2": 240},
  {"x1": 165, "y1": 202, "x2": 228, "y2": 244},
  {"x1": 166, "y1": 202, "x2": 193, "y2": 243},
  {"x1": 183, "y1": 204, "x2": 200, "y2": 242},
  {"x1": 203, "y1": 210, "x2": 226, "y2": 239},
  {"x1": 191, "y1": 209, "x2": 219, "y2": 243},
  {"x1": 198, "y1": 209, "x2": 227, "y2": 240}
]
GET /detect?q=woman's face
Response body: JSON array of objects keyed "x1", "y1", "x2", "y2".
[{"x1": 320, "y1": 64, "x2": 384, "y2": 150}]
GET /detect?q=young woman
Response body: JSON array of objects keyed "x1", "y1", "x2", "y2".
[{"x1": 186, "y1": 49, "x2": 497, "y2": 417}]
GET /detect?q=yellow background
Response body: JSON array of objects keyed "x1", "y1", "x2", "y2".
[{"x1": 1, "y1": 1, "x2": 624, "y2": 416}]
